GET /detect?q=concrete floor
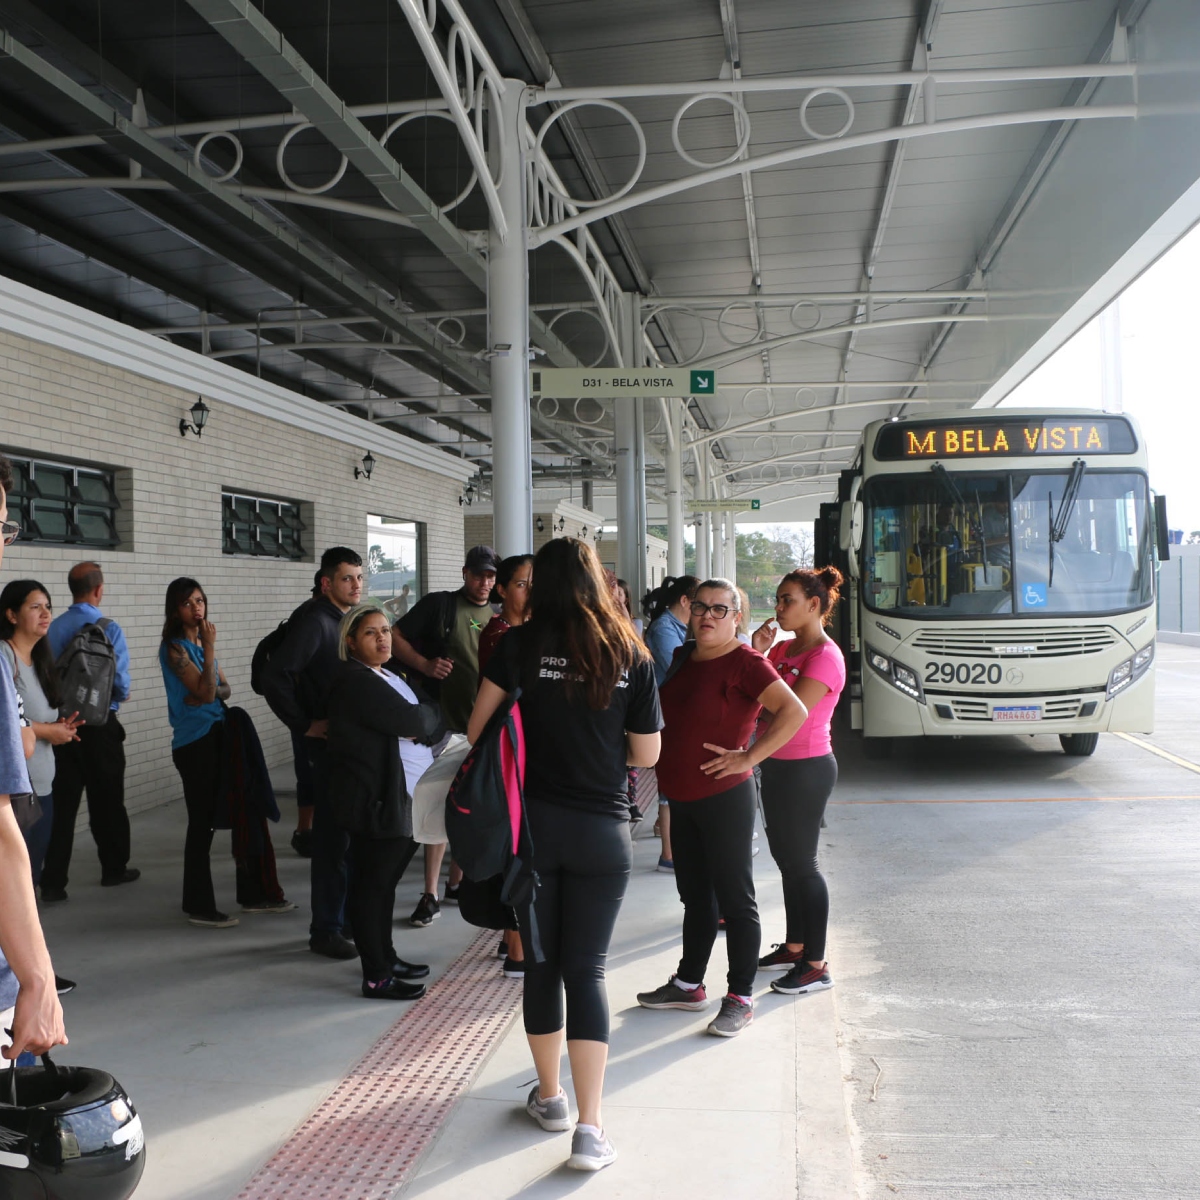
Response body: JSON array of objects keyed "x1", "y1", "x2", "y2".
[{"x1": 30, "y1": 644, "x2": 1200, "y2": 1199}]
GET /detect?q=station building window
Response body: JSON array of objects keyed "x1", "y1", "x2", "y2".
[
  {"x1": 367, "y1": 514, "x2": 423, "y2": 617},
  {"x1": 222, "y1": 491, "x2": 307, "y2": 560},
  {"x1": 2, "y1": 451, "x2": 121, "y2": 548}
]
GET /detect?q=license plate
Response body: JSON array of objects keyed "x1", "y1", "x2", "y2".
[{"x1": 992, "y1": 705, "x2": 1042, "y2": 722}]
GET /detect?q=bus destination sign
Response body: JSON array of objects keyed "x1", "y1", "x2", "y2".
[{"x1": 874, "y1": 417, "x2": 1136, "y2": 461}]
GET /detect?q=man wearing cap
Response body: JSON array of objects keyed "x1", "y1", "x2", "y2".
[{"x1": 390, "y1": 545, "x2": 499, "y2": 925}]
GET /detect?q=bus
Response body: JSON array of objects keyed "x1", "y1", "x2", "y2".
[{"x1": 828, "y1": 410, "x2": 1169, "y2": 757}]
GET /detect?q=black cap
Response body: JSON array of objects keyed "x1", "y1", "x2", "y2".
[{"x1": 464, "y1": 545, "x2": 500, "y2": 573}]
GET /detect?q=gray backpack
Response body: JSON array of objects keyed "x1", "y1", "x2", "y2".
[{"x1": 55, "y1": 619, "x2": 116, "y2": 726}]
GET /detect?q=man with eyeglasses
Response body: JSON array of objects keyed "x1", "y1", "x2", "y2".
[{"x1": 0, "y1": 452, "x2": 68, "y2": 1065}]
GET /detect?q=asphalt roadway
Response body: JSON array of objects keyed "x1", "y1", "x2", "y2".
[{"x1": 828, "y1": 640, "x2": 1200, "y2": 1198}]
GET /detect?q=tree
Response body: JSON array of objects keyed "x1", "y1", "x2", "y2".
[
  {"x1": 367, "y1": 544, "x2": 396, "y2": 574},
  {"x1": 1187, "y1": 530, "x2": 1200, "y2": 545}
]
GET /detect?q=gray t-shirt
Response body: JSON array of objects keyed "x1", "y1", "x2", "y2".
[
  {"x1": 0, "y1": 661, "x2": 31, "y2": 1011},
  {"x1": 0, "y1": 642, "x2": 55, "y2": 795}
]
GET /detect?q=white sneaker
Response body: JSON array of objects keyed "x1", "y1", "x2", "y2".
[
  {"x1": 567, "y1": 1126, "x2": 617, "y2": 1171},
  {"x1": 525, "y1": 1085, "x2": 571, "y2": 1132}
]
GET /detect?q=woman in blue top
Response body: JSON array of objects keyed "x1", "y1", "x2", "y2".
[
  {"x1": 642, "y1": 575, "x2": 697, "y2": 871},
  {"x1": 160, "y1": 577, "x2": 291, "y2": 928}
]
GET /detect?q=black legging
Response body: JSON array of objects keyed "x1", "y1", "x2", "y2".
[
  {"x1": 515, "y1": 798, "x2": 632, "y2": 1044},
  {"x1": 669, "y1": 777, "x2": 760, "y2": 997},
  {"x1": 759, "y1": 754, "x2": 838, "y2": 962},
  {"x1": 347, "y1": 833, "x2": 419, "y2": 982}
]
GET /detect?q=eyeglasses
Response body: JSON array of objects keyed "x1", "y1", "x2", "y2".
[
  {"x1": 1, "y1": 520, "x2": 20, "y2": 546},
  {"x1": 690, "y1": 600, "x2": 736, "y2": 619}
]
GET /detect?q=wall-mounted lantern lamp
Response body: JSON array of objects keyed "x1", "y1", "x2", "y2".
[
  {"x1": 535, "y1": 517, "x2": 545, "y2": 533},
  {"x1": 179, "y1": 396, "x2": 210, "y2": 438},
  {"x1": 354, "y1": 451, "x2": 376, "y2": 481},
  {"x1": 581, "y1": 525, "x2": 588, "y2": 538},
  {"x1": 594, "y1": 527, "x2": 603, "y2": 544},
  {"x1": 459, "y1": 483, "x2": 477, "y2": 507},
  {"x1": 555, "y1": 515, "x2": 565, "y2": 532}
]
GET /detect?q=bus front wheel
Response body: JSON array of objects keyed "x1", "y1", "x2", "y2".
[{"x1": 1059, "y1": 733, "x2": 1099, "y2": 757}]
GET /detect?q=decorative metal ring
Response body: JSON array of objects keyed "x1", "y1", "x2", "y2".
[
  {"x1": 474, "y1": 73, "x2": 506, "y2": 191},
  {"x1": 446, "y1": 24, "x2": 475, "y2": 111},
  {"x1": 642, "y1": 305, "x2": 708, "y2": 365},
  {"x1": 799, "y1": 88, "x2": 855, "y2": 141},
  {"x1": 276, "y1": 123, "x2": 349, "y2": 195},
  {"x1": 434, "y1": 317, "x2": 466, "y2": 346},
  {"x1": 717, "y1": 302, "x2": 762, "y2": 347},
  {"x1": 795, "y1": 387, "x2": 819, "y2": 410},
  {"x1": 761, "y1": 462, "x2": 781, "y2": 484},
  {"x1": 547, "y1": 307, "x2": 611, "y2": 369},
  {"x1": 671, "y1": 93, "x2": 752, "y2": 168},
  {"x1": 535, "y1": 395, "x2": 561, "y2": 419},
  {"x1": 193, "y1": 131, "x2": 243, "y2": 184},
  {"x1": 423, "y1": 0, "x2": 437, "y2": 33},
  {"x1": 381, "y1": 112, "x2": 478, "y2": 214},
  {"x1": 741, "y1": 387, "x2": 774, "y2": 422},
  {"x1": 789, "y1": 300, "x2": 822, "y2": 331},
  {"x1": 573, "y1": 396, "x2": 609, "y2": 427},
  {"x1": 534, "y1": 99, "x2": 646, "y2": 209}
]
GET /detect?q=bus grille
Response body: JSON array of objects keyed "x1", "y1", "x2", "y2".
[
  {"x1": 913, "y1": 628, "x2": 1117, "y2": 659},
  {"x1": 949, "y1": 697, "x2": 1084, "y2": 722}
]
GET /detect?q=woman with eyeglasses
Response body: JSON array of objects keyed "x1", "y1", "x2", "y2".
[
  {"x1": 637, "y1": 578, "x2": 804, "y2": 1038},
  {"x1": 750, "y1": 567, "x2": 846, "y2": 996}
]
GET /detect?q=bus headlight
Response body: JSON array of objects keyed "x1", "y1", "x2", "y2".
[
  {"x1": 865, "y1": 643, "x2": 925, "y2": 704},
  {"x1": 1106, "y1": 641, "x2": 1154, "y2": 700}
]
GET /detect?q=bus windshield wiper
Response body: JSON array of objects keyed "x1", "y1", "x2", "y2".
[
  {"x1": 1051, "y1": 459, "x2": 1087, "y2": 543},
  {"x1": 930, "y1": 463, "x2": 965, "y2": 509}
]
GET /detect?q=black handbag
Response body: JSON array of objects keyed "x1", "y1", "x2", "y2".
[{"x1": 9, "y1": 792, "x2": 42, "y2": 835}]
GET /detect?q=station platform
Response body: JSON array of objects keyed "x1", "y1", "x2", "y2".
[{"x1": 30, "y1": 643, "x2": 1200, "y2": 1200}]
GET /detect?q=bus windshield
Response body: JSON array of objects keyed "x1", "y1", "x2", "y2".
[{"x1": 863, "y1": 470, "x2": 1153, "y2": 617}]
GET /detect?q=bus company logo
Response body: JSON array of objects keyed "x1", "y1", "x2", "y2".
[{"x1": 1005, "y1": 667, "x2": 1025, "y2": 685}]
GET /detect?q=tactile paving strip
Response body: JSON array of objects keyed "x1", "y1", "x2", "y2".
[{"x1": 235, "y1": 928, "x2": 522, "y2": 1200}]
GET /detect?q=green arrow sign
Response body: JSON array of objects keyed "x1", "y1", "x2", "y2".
[{"x1": 689, "y1": 369, "x2": 715, "y2": 395}]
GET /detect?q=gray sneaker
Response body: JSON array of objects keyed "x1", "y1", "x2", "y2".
[
  {"x1": 567, "y1": 1126, "x2": 617, "y2": 1171},
  {"x1": 706, "y1": 994, "x2": 754, "y2": 1037},
  {"x1": 526, "y1": 1085, "x2": 572, "y2": 1132},
  {"x1": 636, "y1": 977, "x2": 709, "y2": 1011}
]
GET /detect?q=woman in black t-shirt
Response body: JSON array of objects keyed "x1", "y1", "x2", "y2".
[{"x1": 469, "y1": 538, "x2": 662, "y2": 1173}]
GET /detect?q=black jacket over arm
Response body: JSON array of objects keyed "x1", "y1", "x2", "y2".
[{"x1": 326, "y1": 658, "x2": 444, "y2": 839}]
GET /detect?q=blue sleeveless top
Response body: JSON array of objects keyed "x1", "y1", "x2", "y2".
[{"x1": 159, "y1": 639, "x2": 225, "y2": 750}]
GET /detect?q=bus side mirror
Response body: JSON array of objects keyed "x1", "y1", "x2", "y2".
[
  {"x1": 838, "y1": 477, "x2": 863, "y2": 578},
  {"x1": 1154, "y1": 494, "x2": 1170, "y2": 561}
]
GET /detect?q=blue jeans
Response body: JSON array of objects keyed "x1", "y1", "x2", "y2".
[
  {"x1": 23, "y1": 792, "x2": 54, "y2": 887},
  {"x1": 306, "y1": 739, "x2": 351, "y2": 938}
]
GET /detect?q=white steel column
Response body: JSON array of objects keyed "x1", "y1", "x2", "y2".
[
  {"x1": 488, "y1": 81, "x2": 533, "y2": 554},
  {"x1": 724, "y1": 510, "x2": 737, "y2": 587},
  {"x1": 712, "y1": 483, "x2": 726, "y2": 578},
  {"x1": 696, "y1": 448, "x2": 711, "y2": 579},
  {"x1": 615, "y1": 294, "x2": 648, "y2": 596},
  {"x1": 666, "y1": 399, "x2": 685, "y2": 576}
]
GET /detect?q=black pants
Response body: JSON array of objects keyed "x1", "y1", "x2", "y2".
[
  {"x1": 347, "y1": 834, "x2": 419, "y2": 982},
  {"x1": 515, "y1": 799, "x2": 632, "y2": 1044},
  {"x1": 42, "y1": 716, "x2": 129, "y2": 890},
  {"x1": 760, "y1": 754, "x2": 838, "y2": 962},
  {"x1": 670, "y1": 777, "x2": 761, "y2": 997},
  {"x1": 172, "y1": 723, "x2": 284, "y2": 914},
  {"x1": 307, "y1": 739, "x2": 351, "y2": 937}
]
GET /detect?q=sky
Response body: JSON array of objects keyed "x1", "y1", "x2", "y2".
[{"x1": 1000, "y1": 220, "x2": 1200, "y2": 535}]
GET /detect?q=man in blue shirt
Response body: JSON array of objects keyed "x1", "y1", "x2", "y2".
[
  {"x1": 41, "y1": 561, "x2": 138, "y2": 901},
  {"x1": 0, "y1": 452, "x2": 67, "y2": 1062}
]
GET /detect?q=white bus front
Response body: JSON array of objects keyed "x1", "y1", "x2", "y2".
[{"x1": 848, "y1": 413, "x2": 1158, "y2": 757}]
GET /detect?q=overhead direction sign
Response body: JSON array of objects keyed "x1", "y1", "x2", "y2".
[
  {"x1": 691, "y1": 498, "x2": 761, "y2": 512},
  {"x1": 531, "y1": 367, "x2": 715, "y2": 399}
]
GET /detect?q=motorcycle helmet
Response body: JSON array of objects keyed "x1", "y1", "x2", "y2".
[{"x1": 0, "y1": 1054, "x2": 145, "y2": 1200}]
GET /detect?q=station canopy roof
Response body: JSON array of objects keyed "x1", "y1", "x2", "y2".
[{"x1": 0, "y1": 0, "x2": 1195, "y2": 521}]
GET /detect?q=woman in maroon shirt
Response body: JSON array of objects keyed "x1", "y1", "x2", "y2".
[
  {"x1": 477, "y1": 554, "x2": 533, "y2": 675},
  {"x1": 636, "y1": 578, "x2": 804, "y2": 1038}
]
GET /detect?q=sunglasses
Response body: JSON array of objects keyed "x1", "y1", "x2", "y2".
[
  {"x1": 1, "y1": 520, "x2": 19, "y2": 547},
  {"x1": 690, "y1": 600, "x2": 736, "y2": 620}
]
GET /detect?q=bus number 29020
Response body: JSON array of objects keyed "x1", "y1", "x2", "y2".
[{"x1": 924, "y1": 661, "x2": 1003, "y2": 685}]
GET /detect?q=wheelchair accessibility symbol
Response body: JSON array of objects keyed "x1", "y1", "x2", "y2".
[{"x1": 1023, "y1": 583, "x2": 1047, "y2": 607}]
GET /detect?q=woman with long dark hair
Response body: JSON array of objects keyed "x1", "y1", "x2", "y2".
[
  {"x1": 477, "y1": 554, "x2": 534, "y2": 675},
  {"x1": 468, "y1": 538, "x2": 662, "y2": 1172},
  {"x1": 326, "y1": 604, "x2": 443, "y2": 1001},
  {"x1": 0, "y1": 581, "x2": 82, "y2": 887},
  {"x1": 160, "y1": 577, "x2": 292, "y2": 927},
  {"x1": 637, "y1": 578, "x2": 804, "y2": 1038},
  {"x1": 751, "y1": 567, "x2": 846, "y2": 995}
]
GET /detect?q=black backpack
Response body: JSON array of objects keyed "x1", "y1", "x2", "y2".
[
  {"x1": 250, "y1": 620, "x2": 289, "y2": 696},
  {"x1": 55, "y1": 618, "x2": 116, "y2": 726}
]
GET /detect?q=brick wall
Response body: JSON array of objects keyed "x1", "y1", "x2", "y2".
[{"x1": 0, "y1": 327, "x2": 465, "y2": 816}]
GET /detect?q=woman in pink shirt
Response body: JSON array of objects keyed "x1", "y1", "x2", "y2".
[{"x1": 751, "y1": 566, "x2": 846, "y2": 997}]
